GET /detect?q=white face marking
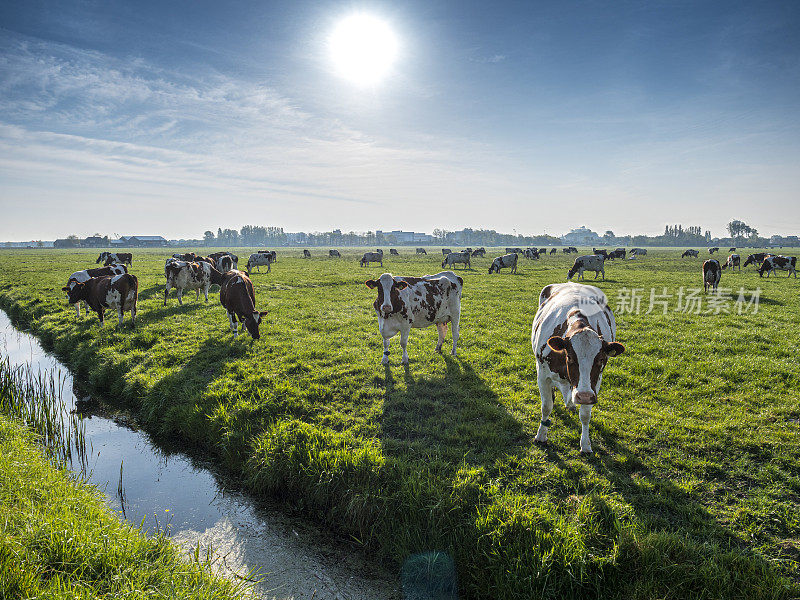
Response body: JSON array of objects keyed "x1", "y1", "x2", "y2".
[
  {"x1": 378, "y1": 273, "x2": 395, "y2": 314},
  {"x1": 569, "y1": 329, "x2": 603, "y2": 395}
]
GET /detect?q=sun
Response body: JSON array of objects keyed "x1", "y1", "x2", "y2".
[{"x1": 328, "y1": 14, "x2": 398, "y2": 86}]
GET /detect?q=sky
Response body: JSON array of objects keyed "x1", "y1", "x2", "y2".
[{"x1": 1, "y1": 0, "x2": 799, "y2": 240}]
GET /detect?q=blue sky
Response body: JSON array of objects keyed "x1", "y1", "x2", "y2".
[{"x1": 1, "y1": 0, "x2": 798, "y2": 239}]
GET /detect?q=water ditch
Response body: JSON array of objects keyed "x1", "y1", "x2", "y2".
[{"x1": 0, "y1": 309, "x2": 400, "y2": 600}]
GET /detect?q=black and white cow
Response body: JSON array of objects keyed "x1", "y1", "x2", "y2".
[
  {"x1": 592, "y1": 248, "x2": 609, "y2": 259},
  {"x1": 164, "y1": 260, "x2": 213, "y2": 305},
  {"x1": 729, "y1": 247, "x2": 736, "y2": 252},
  {"x1": 568, "y1": 247, "x2": 578, "y2": 253},
  {"x1": 630, "y1": 248, "x2": 647, "y2": 257},
  {"x1": 303, "y1": 249, "x2": 311, "y2": 258},
  {"x1": 360, "y1": 251, "x2": 384, "y2": 267},
  {"x1": 524, "y1": 248, "x2": 539, "y2": 259},
  {"x1": 568, "y1": 255, "x2": 605, "y2": 281},
  {"x1": 709, "y1": 247, "x2": 720, "y2": 254},
  {"x1": 219, "y1": 271, "x2": 267, "y2": 339},
  {"x1": 441, "y1": 248, "x2": 452, "y2": 257},
  {"x1": 390, "y1": 248, "x2": 400, "y2": 256},
  {"x1": 550, "y1": 248, "x2": 557, "y2": 255},
  {"x1": 759, "y1": 255, "x2": 797, "y2": 278},
  {"x1": 488, "y1": 253, "x2": 518, "y2": 274},
  {"x1": 682, "y1": 249, "x2": 699, "y2": 258},
  {"x1": 442, "y1": 251, "x2": 471, "y2": 269},
  {"x1": 208, "y1": 251, "x2": 239, "y2": 270},
  {"x1": 743, "y1": 253, "x2": 772, "y2": 268},
  {"x1": 723, "y1": 253, "x2": 740, "y2": 272},
  {"x1": 65, "y1": 264, "x2": 128, "y2": 316},
  {"x1": 330, "y1": 249, "x2": 341, "y2": 257},
  {"x1": 538, "y1": 248, "x2": 547, "y2": 255},
  {"x1": 471, "y1": 247, "x2": 486, "y2": 257},
  {"x1": 62, "y1": 274, "x2": 138, "y2": 327},
  {"x1": 609, "y1": 248, "x2": 626, "y2": 260},
  {"x1": 532, "y1": 282, "x2": 624, "y2": 453},
  {"x1": 246, "y1": 252, "x2": 273, "y2": 274},
  {"x1": 97, "y1": 252, "x2": 132, "y2": 266},
  {"x1": 416, "y1": 248, "x2": 427, "y2": 255},
  {"x1": 365, "y1": 271, "x2": 463, "y2": 365},
  {"x1": 703, "y1": 259, "x2": 722, "y2": 292}
]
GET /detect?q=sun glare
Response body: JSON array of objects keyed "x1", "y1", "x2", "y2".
[{"x1": 329, "y1": 14, "x2": 398, "y2": 86}]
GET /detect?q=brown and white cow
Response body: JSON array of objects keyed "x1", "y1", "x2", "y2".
[
  {"x1": 532, "y1": 282, "x2": 624, "y2": 454},
  {"x1": 442, "y1": 251, "x2": 470, "y2": 269},
  {"x1": 723, "y1": 253, "x2": 740, "y2": 272},
  {"x1": 360, "y1": 251, "x2": 384, "y2": 267},
  {"x1": 488, "y1": 253, "x2": 518, "y2": 274},
  {"x1": 703, "y1": 259, "x2": 722, "y2": 292},
  {"x1": 246, "y1": 252, "x2": 273, "y2": 274},
  {"x1": 219, "y1": 271, "x2": 267, "y2": 339},
  {"x1": 164, "y1": 260, "x2": 213, "y2": 305},
  {"x1": 62, "y1": 274, "x2": 138, "y2": 327},
  {"x1": 365, "y1": 271, "x2": 463, "y2": 365},
  {"x1": 65, "y1": 264, "x2": 128, "y2": 316},
  {"x1": 759, "y1": 255, "x2": 797, "y2": 278},
  {"x1": 743, "y1": 253, "x2": 773, "y2": 268},
  {"x1": 568, "y1": 255, "x2": 605, "y2": 281},
  {"x1": 97, "y1": 252, "x2": 132, "y2": 266}
]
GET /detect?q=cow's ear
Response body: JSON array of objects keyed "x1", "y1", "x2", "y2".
[
  {"x1": 547, "y1": 336, "x2": 567, "y2": 352},
  {"x1": 365, "y1": 280, "x2": 378, "y2": 289},
  {"x1": 603, "y1": 341, "x2": 625, "y2": 357},
  {"x1": 395, "y1": 280, "x2": 408, "y2": 289}
]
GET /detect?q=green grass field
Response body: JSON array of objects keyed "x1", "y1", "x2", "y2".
[{"x1": 0, "y1": 247, "x2": 798, "y2": 599}]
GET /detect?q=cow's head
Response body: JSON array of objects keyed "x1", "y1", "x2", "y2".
[
  {"x1": 243, "y1": 311, "x2": 268, "y2": 339},
  {"x1": 365, "y1": 273, "x2": 408, "y2": 317},
  {"x1": 547, "y1": 328, "x2": 624, "y2": 405},
  {"x1": 743, "y1": 255, "x2": 757, "y2": 267},
  {"x1": 62, "y1": 281, "x2": 87, "y2": 304}
]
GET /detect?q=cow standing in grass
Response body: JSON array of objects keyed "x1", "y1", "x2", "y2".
[
  {"x1": 365, "y1": 271, "x2": 462, "y2": 365},
  {"x1": 65, "y1": 264, "x2": 128, "y2": 316},
  {"x1": 759, "y1": 255, "x2": 797, "y2": 278},
  {"x1": 208, "y1": 251, "x2": 239, "y2": 271},
  {"x1": 219, "y1": 272, "x2": 267, "y2": 339},
  {"x1": 416, "y1": 248, "x2": 427, "y2": 255},
  {"x1": 246, "y1": 253, "x2": 273, "y2": 274},
  {"x1": 743, "y1": 253, "x2": 773, "y2": 268},
  {"x1": 724, "y1": 254, "x2": 741, "y2": 272},
  {"x1": 488, "y1": 253, "x2": 518, "y2": 274},
  {"x1": 164, "y1": 260, "x2": 213, "y2": 305},
  {"x1": 360, "y1": 251, "x2": 384, "y2": 267},
  {"x1": 703, "y1": 259, "x2": 722, "y2": 292},
  {"x1": 568, "y1": 255, "x2": 605, "y2": 281},
  {"x1": 63, "y1": 274, "x2": 138, "y2": 327},
  {"x1": 442, "y1": 251, "x2": 470, "y2": 269},
  {"x1": 329, "y1": 250, "x2": 341, "y2": 257},
  {"x1": 97, "y1": 252, "x2": 132, "y2": 266},
  {"x1": 682, "y1": 249, "x2": 699, "y2": 258},
  {"x1": 471, "y1": 247, "x2": 486, "y2": 257},
  {"x1": 532, "y1": 282, "x2": 624, "y2": 454}
]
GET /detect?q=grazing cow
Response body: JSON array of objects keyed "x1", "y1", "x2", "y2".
[
  {"x1": 303, "y1": 249, "x2": 311, "y2": 258},
  {"x1": 709, "y1": 247, "x2": 720, "y2": 254},
  {"x1": 550, "y1": 248, "x2": 557, "y2": 255},
  {"x1": 532, "y1": 282, "x2": 624, "y2": 453},
  {"x1": 608, "y1": 249, "x2": 626, "y2": 260},
  {"x1": 743, "y1": 253, "x2": 773, "y2": 268},
  {"x1": 723, "y1": 254, "x2": 740, "y2": 272},
  {"x1": 538, "y1": 248, "x2": 547, "y2": 255},
  {"x1": 630, "y1": 248, "x2": 647, "y2": 256},
  {"x1": 729, "y1": 247, "x2": 736, "y2": 252},
  {"x1": 62, "y1": 274, "x2": 138, "y2": 327},
  {"x1": 568, "y1": 247, "x2": 578, "y2": 253},
  {"x1": 682, "y1": 249, "x2": 699, "y2": 258},
  {"x1": 703, "y1": 259, "x2": 722, "y2": 292},
  {"x1": 524, "y1": 248, "x2": 539, "y2": 259},
  {"x1": 217, "y1": 255, "x2": 234, "y2": 272},
  {"x1": 164, "y1": 260, "x2": 214, "y2": 305},
  {"x1": 441, "y1": 248, "x2": 452, "y2": 256},
  {"x1": 257, "y1": 250, "x2": 277, "y2": 263},
  {"x1": 568, "y1": 255, "x2": 605, "y2": 281},
  {"x1": 488, "y1": 253, "x2": 518, "y2": 274},
  {"x1": 758, "y1": 255, "x2": 797, "y2": 278},
  {"x1": 173, "y1": 252, "x2": 198, "y2": 262},
  {"x1": 219, "y1": 271, "x2": 267, "y2": 339},
  {"x1": 390, "y1": 249, "x2": 400, "y2": 256},
  {"x1": 365, "y1": 271, "x2": 463, "y2": 365},
  {"x1": 246, "y1": 252, "x2": 273, "y2": 274},
  {"x1": 329, "y1": 249, "x2": 341, "y2": 258},
  {"x1": 416, "y1": 248, "x2": 427, "y2": 255},
  {"x1": 97, "y1": 252, "x2": 133, "y2": 266},
  {"x1": 593, "y1": 248, "x2": 609, "y2": 259},
  {"x1": 360, "y1": 251, "x2": 384, "y2": 267},
  {"x1": 505, "y1": 247, "x2": 524, "y2": 254},
  {"x1": 562, "y1": 248, "x2": 571, "y2": 254},
  {"x1": 471, "y1": 247, "x2": 486, "y2": 257},
  {"x1": 208, "y1": 251, "x2": 239, "y2": 270},
  {"x1": 442, "y1": 251, "x2": 471, "y2": 269},
  {"x1": 65, "y1": 264, "x2": 128, "y2": 316}
]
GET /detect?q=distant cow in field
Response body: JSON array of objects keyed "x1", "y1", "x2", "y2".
[
  {"x1": 723, "y1": 254, "x2": 740, "y2": 272},
  {"x1": 246, "y1": 253, "x2": 273, "y2": 274},
  {"x1": 97, "y1": 252, "x2": 132, "y2": 266},
  {"x1": 208, "y1": 251, "x2": 239, "y2": 270},
  {"x1": 630, "y1": 248, "x2": 646, "y2": 256},
  {"x1": 62, "y1": 273, "x2": 138, "y2": 327},
  {"x1": 489, "y1": 253, "x2": 518, "y2": 274},
  {"x1": 709, "y1": 247, "x2": 720, "y2": 254},
  {"x1": 471, "y1": 247, "x2": 486, "y2": 257},
  {"x1": 729, "y1": 247, "x2": 736, "y2": 252},
  {"x1": 506, "y1": 247, "x2": 524, "y2": 254},
  {"x1": 173, "y1": 252, "x2": 198, "y2": 262},
  {"x1": 329, "y1": 249, "x2": 341, "y2": 257},
  {"x1": 442, "y1": 251, "x2": 471, "y2": 269},
  {"x1": 219, "y1": 271, "x2": 267, "y2": 339},
  {"x1": 703, "y1": 259, "x2": 722, "y2": 291},
  {"x1": 682, "y1": 249, "x2": 699, "y2": 258},
  {"x1": 257, "y1": 250, "x2": 277, "y2": 263},
  {"x1": 360, "y1": 251, "x2": 384, "y2": 267},
  {"x1": 593, "y1": 248, "x2": 609, "y2": 259},
  {"x1": 365, "y1": 271, "x2": 463, "y2": 364},
  {"x1": 759, "y1": 255, "x2": 797, "y2": 278},
  {"x1": 608, "y1": 249, "x2": 626, "y2": 260},
  {"x1": 65, "y1": 264, "x2": 128, "y2": 316},
  {"x1": 550, "y1": 248, "x2": 557, "y2": 255},
  {"x1": 566, "y1": 247, "x2": 578, "y2": 253},
  {"x1": 538, "y1": 248, "x2": 547, "y2": 255},
  {"x1": 743, "y1": 253, "x2": 772, "y2": 268},
  {"x1": 390, "y1": 249, "x2": 400, "y2": 256},
  {"x1": 524, "y1": 248, "x2": 539, "y2": 259},
  {"x1": 568, "y1": 255, "x2": 605, "y2": 281},
  {"x1": 416, "y1": 248, "x2": 427, "y2": 255},
  {"x1": 164, "y1": 260, "x2": 213, "y2": 305},
  {"x1": 532, "y1": 282, "x2": 624, "y2": 453},
  {"x1": 562, "y1": 248, "x2": 571, "y2": 254},
  {"x1": 303, "y1": 249, "x2": 311, "y2": 258},
  {"x1": 441, "y1": 248, "x2": 452, "y2": 256}
]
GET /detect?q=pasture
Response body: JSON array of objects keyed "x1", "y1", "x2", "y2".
[{"x1": 0, "y1": 247, "x2": 798, "y2": 599}]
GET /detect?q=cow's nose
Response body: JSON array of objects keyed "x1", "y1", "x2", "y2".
[
  {"x1": 575, "y1": 391, "x2": 596, "y2": 405},
  {"x1": 381, "y1": 305, "x2": 392, "y2": 314}
]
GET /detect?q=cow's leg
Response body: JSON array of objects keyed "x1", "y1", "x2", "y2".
[
  {"x1": 267, "y1": 262, "x2": 271, "y2": 273},
  {"x1": 164, "y1": 285, "x2": 169, "y2": 306},
  {"x1": 97, "y1": 308, "x2": 104, "y2": 325},
  {"x1": 435, "y1": 322, "x2": 447, "y2": 352},
  {"x1": 203, "y1": 285, "x2": 209, "y2": 302},
  {"x1": 177, "y1": 289, "x2": 183, "y2": 305},
  {"x1": 381, "y1": 336, "x2": 391, "y2": 365},
  {"x1": 579, "y1": 404, "x2": 594, "y2": 454},
  {"x1": 400, "y1": 328, "x2": 410, "y2": 365},
  {"x1": 228, "y1": 312, "x2": 238, "y2": 338},
  {"x1": 534, "y1": 374, "x2": 555, "y2": 444},
  {"x1": 450, "y1": 314, "x2": 460, "y2": 357},
  {"x1": 118, "y1": 306, "x2": 124, "y2": 326},
  {"x1": 75, "y1": 303, "x2": 81, "y2": 317}
]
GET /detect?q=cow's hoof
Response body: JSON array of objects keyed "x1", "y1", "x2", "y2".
[
  {"x1": 534, "y1": 438, "x2": 548, "y2": 446},
  {"x1": 381, "y1": 357, "x2": 389, "y2": 365},
  {"x1": 401, "y1": 357, "x2": 409, "y2": 366},
  {"x1": 580, "y1": 449, "x2": 593, "y2": 455}
]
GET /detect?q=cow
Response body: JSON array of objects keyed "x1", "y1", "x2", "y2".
[
  {"x1": 360, "y1": 251, "x2": 384, "y2": 267},
  {"x1": 442, "y1": 251, "x2": 471, "y2": 269},
  {"x1": 488, "y1": 253, "x2": 518, "y2": 274},
  {"x1": 759, "y1": 255, "x2": 797, "y2": 278},
  {"x1": 562, "y1": 248, "x2": 571, "y2": 254},
  {"x1": 441, "y1": 248, "x2": 452, "y2": 256},
  {"x1": 208, "y1": 251, "x2": 239, "y2": 270},
  {"x1": 524, "y1": 248, "x2": 539, "y2": 259},
  {"x1": 390, "y1": 249, "x2": 400, "y2": 256},
  {"x1": 164, "y1": 260, "x2": 213, "y2": 305},
  {"x1": 217, "y1": 255, "x2": 234, "y2": 272},
  {"x1": 303, "y1": 249, "x2": 311, "y2": 258},
  {"x1": 219, "y1": 271, "x2": 267, "y2": 339},
  {"x1": 532, "y1": 282, "x2": 624, "y2": 454},
  {"x1": 62, "y1": 274, "x2": 138, "y2": 327},
  {"x1": 416, "y1": 248, "x2": 427, "y2": 255},
  {"x1": 568, "y1": 255, "x2": 605, "y2": 281},
  {"x1": 608, "y1": 249, "x2": 626, "y2": 260},
  {"x1": 538, "y1": 248, "x2": 547, "y2": 255},
  {"x1": 723, "y1": 253, "x2": 740, "y2": 272},
  {"x1": 97, "y1": 252, "x2": 132, "y2": 266},
  {"x1": 729, "y1": 247, "x2": 736, "y2": 252},
  {"x1": 709, "y1": 247, "x2": 720, "y2": 254},
  {"x1": 505, "y1": 247, "x2": 523, "y2": 254},
  {"x1": 568, "y1": 247, "x2": 578, "y2": 253},
  {"x1": 550, "y1": 248, "x2": 557, "y2": 255},
  {"x1": 329, "y1": 249, "x2": 341, "y2": 258},
  {"x1": 682, "y1": 249, "x2": 699, "y2": 258},
  {"x1": 257, "y1": 250, "x2": 277, "y2": 263},
  {"x1": 630, "y1": 248, "x2": 647, "y2": 256},
  {"x1": 65, "y1": 264, "x2": 128, "y2": 316},
  {"x1": 173, "y1": 252, "x2": 198, "y2": 262},
  {"x1": 703, "y1": 259, "x2": 722, "y2": 292},
  {"x1": 365, "y1": 271, "x2": 463, "y2": 365},
  {"x1": 743, "y1": 253, "x2": 773, "y2": 268},
  {"x1": 593, "y1": 248, "x2": 609, "y2": 259},
  {"x1": 471, "y1": 247, "x2": 486, "y2": 257},
  {"x1": 246, "y1": 252, "x2": 273, "y2": 274}
]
